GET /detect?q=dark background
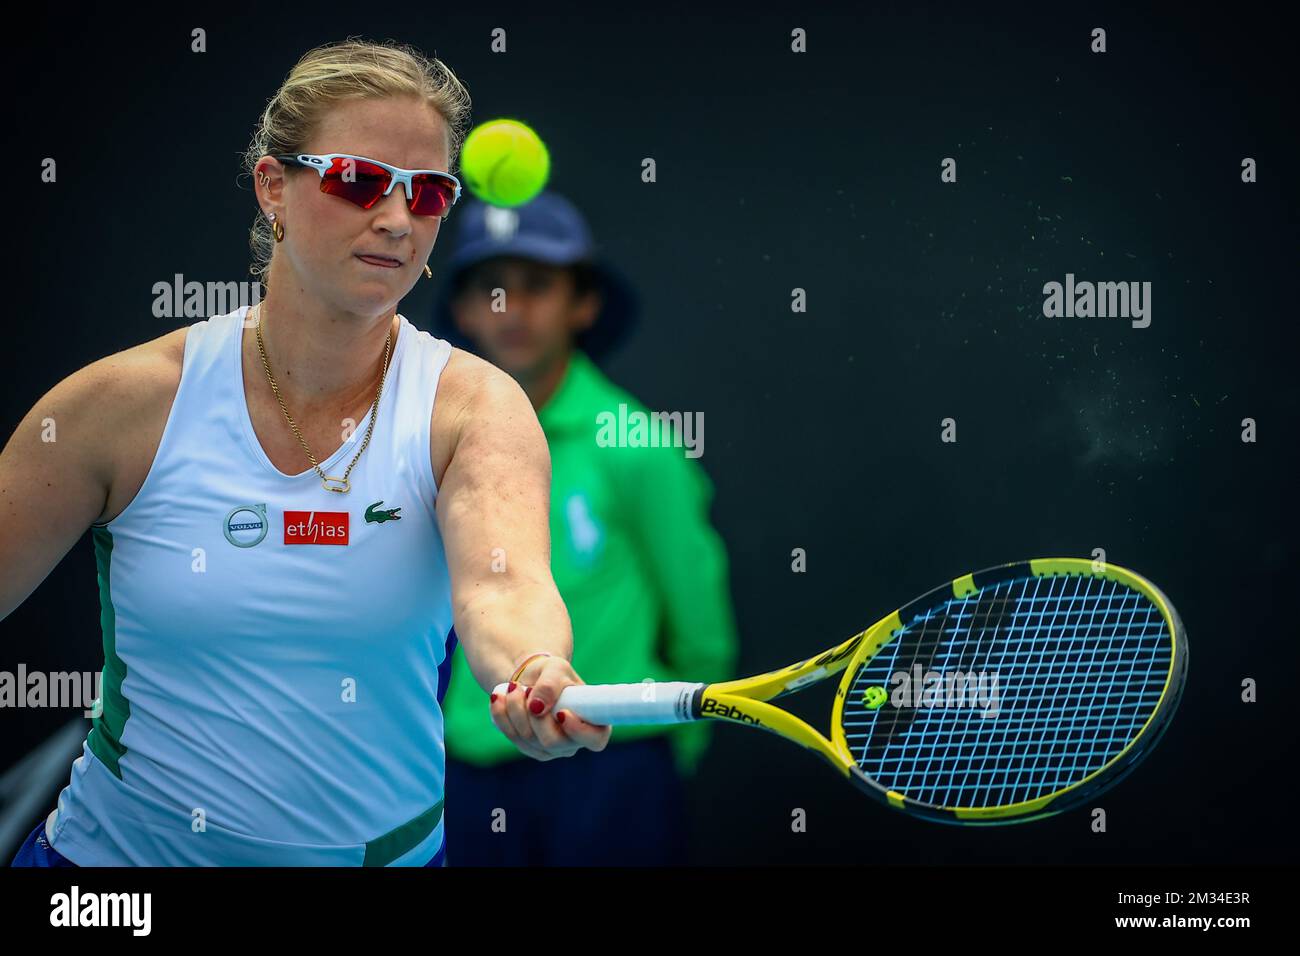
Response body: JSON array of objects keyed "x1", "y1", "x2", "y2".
[{"x1": 4, "y1": 1, "x2": 1296, "y2": 864}]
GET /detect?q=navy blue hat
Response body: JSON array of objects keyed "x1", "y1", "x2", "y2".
[{"x1": 432, "y1": 190, "x2": 638, "y2": 359}]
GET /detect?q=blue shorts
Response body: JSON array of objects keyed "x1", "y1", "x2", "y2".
[
  {"x1": 10, "y1": 822, "x2": 77, "y2": 867},
  {"x1": 9, "y1": 820, "x2": 447, "y2": 867}
]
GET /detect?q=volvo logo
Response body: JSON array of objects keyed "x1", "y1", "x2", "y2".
[{"x1": 223, "y1": 504, "x2": 268, "y2": 548}]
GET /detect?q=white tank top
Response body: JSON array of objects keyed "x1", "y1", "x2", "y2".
[{"x1": 46, "y1": 305, "x2": 457, "y2": 865}]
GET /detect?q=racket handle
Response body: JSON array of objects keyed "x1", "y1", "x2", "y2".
[{"x1": 489, "y1": 681, "x2": 704, "y2": 725}]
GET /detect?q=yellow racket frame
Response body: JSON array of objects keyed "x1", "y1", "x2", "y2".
[{"x1": 696, "y1": 558, "x2": 1186, "y2": 824}]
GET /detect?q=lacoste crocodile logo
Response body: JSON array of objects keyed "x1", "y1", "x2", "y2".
[{"x1": 365, "y1": 501, "x2": 402, "y2": 524}]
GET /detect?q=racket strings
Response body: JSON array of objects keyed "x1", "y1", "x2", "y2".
[{"x1": 841, "y1": 574, "x2": 1171, "y2": 809}]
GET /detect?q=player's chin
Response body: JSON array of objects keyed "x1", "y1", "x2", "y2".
[{"x1": 339, "y1": 279, "x2": 410, "y2": 313}]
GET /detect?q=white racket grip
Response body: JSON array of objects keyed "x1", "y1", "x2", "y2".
[{"x1": 490, "y1": 681, "x2": 704, "y2": 725}]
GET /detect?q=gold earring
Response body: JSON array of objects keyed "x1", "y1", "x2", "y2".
[
  {"x1": 257, "y1": 171, "x2": 270, "y2": 188},
  {"x1": 423, "y1": 264, "x2": 433, "y2": 279},
  {"x1": 269, "y1": 213, "x2": 284, "y2": 242}
]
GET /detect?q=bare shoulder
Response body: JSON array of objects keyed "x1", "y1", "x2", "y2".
[
  {"x1": 61, "y1": 328, "x2": 187, "y2": 433},
  {"x1": 28, "y1": 328, "x2": 184, "y2": 436},
  {"x1": 80, "y1": 327, "x2": 187, "y2": 397},
  {"x1": 0, "y1": 327, "x2": 190, "y2": 612},
  {"x1": 52, "y1": 327, "x2": 189, "y2": 522},
  {"x1": 429, "y1": 347, "x2": 545, "y2": 488}
]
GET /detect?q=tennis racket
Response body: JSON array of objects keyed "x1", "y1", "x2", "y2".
[{"x1": 495, "y1": 558, "x2": 1187, "y2": 824}]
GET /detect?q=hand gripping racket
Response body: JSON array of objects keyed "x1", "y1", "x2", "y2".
[{"x1": 496, "y1": 558, "x2": 1187, "y2": 824}]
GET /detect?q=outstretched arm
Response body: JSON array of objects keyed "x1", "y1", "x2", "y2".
[{"x1": 434, "y1": 353, "x2": 609, "y2": 760}]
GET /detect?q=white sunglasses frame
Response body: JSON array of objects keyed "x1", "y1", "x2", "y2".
[{"x1": 275, "y1": 152, "x2": 462, "y2": 218}]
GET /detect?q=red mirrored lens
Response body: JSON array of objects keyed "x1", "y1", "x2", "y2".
[
  {"x1": 319, "y1": 158, "x2": 389, "y2": 208},
  {"x1": 318, "y1": 158, "x2": 454, "y2": 217},
  {"x1": 410, "y1": 174, "x2": 456, "y2": 217}
]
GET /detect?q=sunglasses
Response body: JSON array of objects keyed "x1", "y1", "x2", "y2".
[{"x1": 275, "y1": 152, "x2": 462, "y2": 219}]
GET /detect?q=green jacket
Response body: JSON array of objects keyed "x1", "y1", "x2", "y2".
[{"x1": 441, "y1": 349, "x2": 738, "y2": 776}]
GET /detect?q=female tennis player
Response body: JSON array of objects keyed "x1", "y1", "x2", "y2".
[{"x1": 0, "y1": 39, "x2": 608, "y2": 866}]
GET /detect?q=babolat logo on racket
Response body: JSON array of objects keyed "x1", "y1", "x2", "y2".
[{"x1": 700, "y1": 698, "x2": 762, "y2": 725}]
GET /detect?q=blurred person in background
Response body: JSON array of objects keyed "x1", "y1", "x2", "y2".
[{"x1": 435, "y1": 191, "x2": 738, "y2": 865}]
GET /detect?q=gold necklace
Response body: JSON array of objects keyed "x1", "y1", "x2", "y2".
[{"x1": 253, "y1": 303, "x2": 393, "y2": 494}]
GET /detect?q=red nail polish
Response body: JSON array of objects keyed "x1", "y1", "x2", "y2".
[
  {"x1": 507, "y1": 682, "x2": 517, "y2": 693},
  {"x1": 490, "y1": 693, "x2": 498, "y2": 703},
  {"x1": 529, "y1": 698, "x2": 544, "y2": 715},
  {"x1": 556, "y1": 710, "x2": 566, "y2": 724},
  {"x1": 524, "y1": 687, "x2": 531, "y2": 699}
]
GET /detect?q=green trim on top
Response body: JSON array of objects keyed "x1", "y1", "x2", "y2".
[
  {"x1": 88, "y1": 527, "x2": 130, "y2": 779},
  {"x1": 362, "y1": 798, "x2": 445, "y2": 867}
]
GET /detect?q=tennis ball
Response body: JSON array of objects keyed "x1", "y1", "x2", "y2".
[{"x1": 460, "y1": 119, "x2": 551, "y2": 208}]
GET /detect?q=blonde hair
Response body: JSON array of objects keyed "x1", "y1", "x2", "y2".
[{"x1": 241, "y1": 38, "x2": 472, "y2": 285}]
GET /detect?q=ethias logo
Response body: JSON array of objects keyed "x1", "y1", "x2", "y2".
[{"x1": 284, "y1": 511, "x2": 350, "y2": 545}]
